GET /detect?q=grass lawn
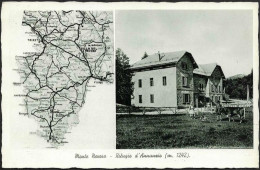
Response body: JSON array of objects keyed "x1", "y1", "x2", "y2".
[{"x1": 116, "y1": 110, "x2": 253, "y2": 149}]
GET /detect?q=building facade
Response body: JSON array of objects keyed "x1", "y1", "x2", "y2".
[
  {"x1": 193, "y1": 64, "x2": 225, "y2": 107},
  {"x1": 130, "y1": 51, "x2": 225, "y2": 108}
]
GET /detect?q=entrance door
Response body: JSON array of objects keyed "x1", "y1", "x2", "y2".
[
  {"x1": 198, "y1": 95, "x2": 205, "y2": 107},
  {"x1": 215, "y1": 96, "x2": 219, "y2": 102}
]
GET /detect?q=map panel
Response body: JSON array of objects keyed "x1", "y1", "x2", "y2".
[{"x1": 15, "y1": 10, "x2": 114, "y2": 147}]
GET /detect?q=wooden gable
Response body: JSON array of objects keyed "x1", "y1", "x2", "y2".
[{"x1": 210, "y1": 65, "x2": 225, "y2": 86}]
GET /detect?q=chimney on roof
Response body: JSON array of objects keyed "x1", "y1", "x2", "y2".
[{"x1": 158, "y1": 51, "x2": 165, "y2": 61}]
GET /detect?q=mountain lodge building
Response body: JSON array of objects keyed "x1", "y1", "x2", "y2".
[{"x1": 130, "y1": 51, "x2": 225, "y2": 108}]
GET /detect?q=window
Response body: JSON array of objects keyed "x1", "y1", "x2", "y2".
[
  {"x1": 182, "y1": 77, "x2": 188, "y2": 87},
  {"x1": 138, "y1": 79, "x2": 142, "y2": 88},
  {"x1": 150, "y1": 78, "x2": 154, "y2": 86},
  {"x1": 139, "y1": 95, "x2": 142, "y2": 103},
  {"x1": 199, "y1": 83, "x2": 204, "y2": 90},
  {"x1": 163, "y1": 76, "x2": 167, "y2": 86},
  {"x1": 150, "y1": 94, "x2": 154, "y2": 103},
  {"x1": 181, "y1": 62, "x2": 188, "y2": 70},
  {"x1": 183, "y1": 94, "x2": 190, "y2": 104},
  {"x1": 211, "y1": 85, "x2": 214, "y2": 92},
  {"x1": 215, "y1": 96, "x2": 218, "y2": 102},
  {"x1": 219, "y1": 86, "x2": 221, "y2": 93}
]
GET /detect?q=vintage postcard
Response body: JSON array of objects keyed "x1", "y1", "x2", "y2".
[{"x1": 1, "y1": 1, "x2": 259, "y2": 168}]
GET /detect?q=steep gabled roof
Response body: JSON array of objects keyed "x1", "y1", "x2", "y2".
[
  {"x1": 194, "y1": 63, "x2": 225, "y2": 78},
  {"x1": 131, "y1": 51, "x2": 198, "y2": 70},
  {"x1": 193, "y1": 63, "x2": 217, "y2": 76}
]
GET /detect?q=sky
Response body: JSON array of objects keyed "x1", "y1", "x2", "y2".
[{"x1": 115, "y1": 10, "x2": 253, "y2": 77}]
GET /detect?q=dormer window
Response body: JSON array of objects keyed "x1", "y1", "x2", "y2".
[{"x1": 181, "y1": 62, "x2": 188, "y2": 70}]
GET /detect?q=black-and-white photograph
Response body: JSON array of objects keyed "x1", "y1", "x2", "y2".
[{"x1": 116, "y1": 10, "x2": 253, "y2": 149}]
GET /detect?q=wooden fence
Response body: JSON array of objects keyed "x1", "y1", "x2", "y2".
[
  {"x1": 116, "y1": 106, "x2": 178, "y2": 115},
  {"x1": 116, "y1": 102, "x2": 253, "y2": 115}
]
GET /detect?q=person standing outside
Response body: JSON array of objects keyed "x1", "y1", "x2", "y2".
[
  {"x1": 189, "y1": 101, "x2": 195, "y2": 119},
  {"x1": 216, "y1": 100, "x2": 222, "y2": 121}
]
